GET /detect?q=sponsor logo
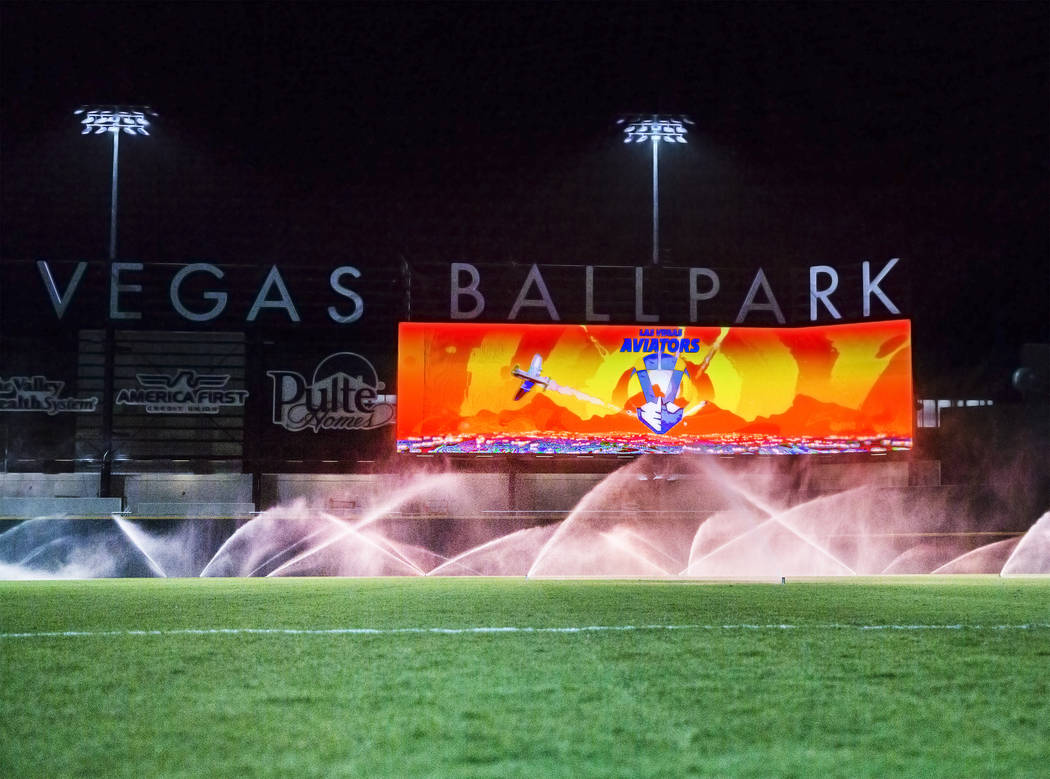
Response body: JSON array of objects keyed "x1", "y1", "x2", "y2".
[
  {"x1": 0, "y1": 375, "x2": 98, "y2": 414},
  {"x1": 115, "y1": 371, "x2": 248, "y2": 414},
  {"x1": 268, "y1": 352, "x2": 396, "y2": 433}
]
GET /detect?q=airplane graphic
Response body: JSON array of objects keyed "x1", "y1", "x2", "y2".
[{"x1": 510, "y1": 354, "x2": 552, "y2": 401}]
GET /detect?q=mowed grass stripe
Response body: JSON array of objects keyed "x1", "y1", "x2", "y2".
[
  {"x1": 4, "y1": 622, "x2": 1050, "y2": 639},
  {"x1": 2, "y1": 578, "x2": 1049, "y2": 777},
  {"x1": 3, "y1": 576, "x2": 1050, "y2": 633}
]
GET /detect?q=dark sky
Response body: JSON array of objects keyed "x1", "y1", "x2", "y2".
[{"x1": 2, "y1": 2, "x2": 1047, "y2": 396}]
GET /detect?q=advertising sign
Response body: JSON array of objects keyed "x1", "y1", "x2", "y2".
[
  {"x1": 249, "y1": 335, "x2": 399, "y2": 467},
  {"x1": 0, "y1": 375, "x2": 98, "y2": 415},
  {"x1": 115, "y1": 371, "x2": 248, "y2": 414},
  {"x1": 268, "y1": 352, "x2": 396, "y2": 434},
  {"x1": 397, "y1": 320, "x2": 912, "y2": 455}
]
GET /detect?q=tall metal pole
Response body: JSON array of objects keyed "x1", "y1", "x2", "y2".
[
  {"x1": 621, "y1": 115, "x2": 690, "y2": 264},
  {"x1": 651, "y1": 139, "x2": 659, "y2": 265},
  {"x1": 76, "y1": 105, "x2": 154, "y2": 497},
  {"x1": 109, "y1": 130, "x2": 119, "y2": 260},
  {"x1": 103, "y1": 127, "x2": 121, "y2": 495}
]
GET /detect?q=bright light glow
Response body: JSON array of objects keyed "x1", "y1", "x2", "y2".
[
  {"x1": 618, "y1": 114, "x2": 693, "y2": 144},
  {"x1": 74, "y1": 106, "x2": 156, "y2": 136}
]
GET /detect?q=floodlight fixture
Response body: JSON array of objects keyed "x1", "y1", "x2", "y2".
[
  {"x1": 74, "y1": 105, "x2": 157, "y2": 259},
  {"x1": 619, "y1": 115, "x2": 692, "y2": 144},
  {"x1": 618, "y1": 114, "x2": 693, "y2": 265},
  {"x1": 74, "y1": 106, "x2": 154, "y2": 136}
]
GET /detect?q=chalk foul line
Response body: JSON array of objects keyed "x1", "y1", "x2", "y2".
[{"x1": 2, "y1": 623, "x2": 1050, "y2": 639}]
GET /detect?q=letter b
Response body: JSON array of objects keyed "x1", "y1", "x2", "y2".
[{"x1": 450, "y1": 263, "x2": 485, "y2": 319}]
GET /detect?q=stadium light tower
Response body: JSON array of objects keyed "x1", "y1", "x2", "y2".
[
  {"x1": 74, "y1": 105, "x2": 156, "y2": 260},
  {"x1": 618, "y1": 114, "x2": 693, "y2": 265}
]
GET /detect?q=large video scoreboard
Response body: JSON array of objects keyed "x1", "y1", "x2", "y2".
[{"x1": 397, "y1": 320, "x2": 913, "y2": 455}]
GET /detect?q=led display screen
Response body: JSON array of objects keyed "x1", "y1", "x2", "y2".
[{"x1": 397, "y1": 320, "x2": 912, "y2": 455}]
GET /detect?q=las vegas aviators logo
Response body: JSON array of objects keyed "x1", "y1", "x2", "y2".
[
  {"x1": 268, "y1": 352, "x2": 396, "y2": 433},
  {"x1": 511, "y1": 327, "x2": 728, "y2": 436}
]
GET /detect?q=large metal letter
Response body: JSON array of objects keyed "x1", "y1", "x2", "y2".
[
  {"x1": 735, "y1": 268, "x2": 785, "y2": 324},
  {"x1": 328, "y1": 265, "x2": 364, "y2": 324},
  {"x1": 247, "y1": 266, "x2": 301, "y2": 322},
  {"x1": 109, "y1": 262, "x2": 143, "y2": 320},
  {"x1": 171, "y1": 263, "x2": 228, "y2": 322},
  {"x1": 37, "y1": 260, "x2": 87, "y2": 319},
  {"x1": 863, "y1": 258, "x2": 900, "y2": 317},
  {"x1": 509, "y1": 264, "x2": 559, "y2": 321},
  {"x1": 689, "y1": 268, "x2": 720, "y2": 322},
  {"x1": 809, "y1": 265, "x2": 842, "y2": 321},
  {"x1": 585, "y1": 266, "x2": 610, "y2": 322},
  {"x1": 450, "y1": 262, "x2": 485, "y2": 320},
  {"x1": 634, "y1": 267, "x2": 659, "y2": 323}
]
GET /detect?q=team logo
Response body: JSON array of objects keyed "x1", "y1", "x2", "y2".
[
  {"x1": 0, "y1": 375, "x2": 98, "y2": 415},
  {"x1": 511, "y1": 327, "x2": 728, "y2": 436},
  {"x1": 267, "y1": 352, "x2": 396, "y2": 433},
  {"x1": 633, "y1": 352, "x2": 688, "y2": 434},
  {"x1": 115, "y1": 371, "x2": 249, "y2": 414}
]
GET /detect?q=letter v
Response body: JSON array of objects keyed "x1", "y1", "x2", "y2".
[{"x1": 37, "y1": 261, "x2": 87, "y2": 319}]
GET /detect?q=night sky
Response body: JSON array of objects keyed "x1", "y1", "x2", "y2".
[{"x1": 2, "y1": 2, "x2": 1047, "y2": 397}]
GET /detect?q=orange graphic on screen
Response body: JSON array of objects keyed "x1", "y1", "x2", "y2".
[{"x1": 397, "y1": 320, "x2": 912, "y2": 455}]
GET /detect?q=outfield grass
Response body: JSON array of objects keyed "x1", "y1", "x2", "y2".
[{"x1": 1, "y1": 577, "x2": 1048, "y2": 777}]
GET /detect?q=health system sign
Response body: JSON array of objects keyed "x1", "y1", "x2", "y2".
[{"x1": 0, "y1": 376, "x2": 98, "y2": 415}]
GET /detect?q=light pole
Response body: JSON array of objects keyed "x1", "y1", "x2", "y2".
[
  {"x1": 74, "y1": 105, "x2": 155, "y2": 260},
  {"x1": 618, "y1": 114, "x2": 692, "y2": 265},
  {"x1": 73, "y1": 105, "x2": 154, "y2": 497}
]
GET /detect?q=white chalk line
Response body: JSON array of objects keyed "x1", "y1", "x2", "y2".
[{"x1": 2, "y1": 623, "x2": 1049, "y2": 639}]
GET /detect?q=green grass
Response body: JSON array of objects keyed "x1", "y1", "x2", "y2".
[{"x1": 1, "y1": 577, "x2": 1049, "y2": 777}]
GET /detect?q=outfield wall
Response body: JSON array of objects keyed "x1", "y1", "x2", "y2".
[
  {"x1": 1, "y1": 460, "x2": 922, "y2": 519},
  {"x1": 1, "y1": 258, "x2": 919, "y2": 478}
]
